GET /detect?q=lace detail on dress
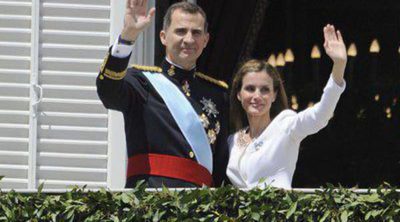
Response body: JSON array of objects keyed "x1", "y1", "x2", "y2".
[{"x1": 236, "y1": 128, "x2": 254, "y2": 149}]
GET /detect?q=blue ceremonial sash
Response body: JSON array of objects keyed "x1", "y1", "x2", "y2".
[{"x1": 142, "y1": 72, "x2": 213, "y2": 173}]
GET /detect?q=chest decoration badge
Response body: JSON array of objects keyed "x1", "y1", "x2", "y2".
[
  {"x1": 199, "y1": 113, "x2": 210, "y2": 128},
  {"x1": 200, "y1": 97, "x2": 219, "y2": 118},
  {"x1": 182, "y1": 80, "x2": 191, "y2": 97},
  {"x1": 207, "y1": 129, "x2": 217, "y2": 144},
  {"x1": 168, "y1": 65, "x2": 175, "y2": 76}
]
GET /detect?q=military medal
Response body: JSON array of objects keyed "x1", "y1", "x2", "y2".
[
  {"x1": 182, "y1": 80, "x2": 191, "y2": 96},
  {"x1": 199, "y1": 113, "x2": 210, "y2": 128},
  {"x1": 168, "y1": 65, "x2": 175, "y2": 76},
  {"x1": 207, "y1": 129, "x2": 217, "y2": 144},
  {"x1": 200, "y1": 97, "x2": 219, "y2": 118}
]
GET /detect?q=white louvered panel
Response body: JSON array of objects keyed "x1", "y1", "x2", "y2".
[
  {"x1": 37, "y1": 0, "x2": 110, "y2": 189},
  {"x1": 0, "y1": 110, "x2": 29, "y2": 124},
  {"x1": 0, "y1": 151, "x2": 28, "y2": 165},
  {"x1": 39, "y1": 125, "x2": 107, "y2": 141},
  {"x1": 0, "y1": 55, "x2": 30, "y2": 70},
  {"x1": 0, "y1": 14, "x2": 30, "y2": 28},
  {"x1": 39, "y1": 112, "x2": 107, "y2": 127},
  {"x1": 0, "y1": 96, "x2": 30, "y2": 111},
  {"x1": 0, "y1": 137, "x2": 29, "y2": 152},
  {"x1": 0, "y1": 123, "x2": 29, "y2": 138},
  {"x1": 42, "y1": 17, "x2": 109, "y2": 32},
  {"x1": 39, "y1": 139, "x2": 107, "y2": 155},
  {"x1": 40, "y1": 70, "x2": 97, "y2": 86},
  {"x1": 45, "y1": 0, "x2": 109, "y2": 5},
  {"x1": 42, "y1": 85, "x2": 98, "y2": 100},
  {"x1": 37, "y1": 179, "x2": 107, "y2": 189},
  {"x1": 0, "y1": 42, "x2": 30, "y2": 58},
  {"x1": 41, "y1": 3, "x2": 109, "y2": 18},
  {"x1": 41, "y1": 30, "x2": 108, "y2": 45},
  {"x1": 39, "y1": 152, "x2": 107, "y2": 168},
  {"x1": 41, "y1": 57, "x2": 104, "y2": 73},
  {"x1": 0, "y1": 82, "x2": 30, "y2": 97},
  {"x1": 0, "y1": 69, "x2": 30, "y2": 84},
  {"x1": 0, "y1": 1, "x2": 31, "y2": 15},
  {"x1": 38, "y1": 166, "x2": 106, "y2": 181},
  {"x1": 0, "y1": 178, "x2": 27, "y2": 189},
  {"x1": 0, "y1": 164, "x2": 28, "y2": 177},
  {"x1": 41, "y1": 44, "x2": 107, "y2": 59},
  {"x1": 0, "y1": 28, "x2": 31, "y2": 42},
  {"x1": 0, "y1": 0, "x2": 31, "y2": 189},
  {"x1": 40, "y1": 98, "x2": 105, "y2": 113},
  {"x1": 37, "y1": 166, "x2": 107, "y2": 189}
]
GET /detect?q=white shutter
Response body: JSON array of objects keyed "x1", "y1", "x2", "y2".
[
  {"x1": 0, "y1": 0, "x2": 154, "y2": 190},
  {"x1": 0, "y1": 0, "x2": 32, "y2": 189},
  {"x1": 37, "y1": 0, "x2": 110, "y2": 189}
]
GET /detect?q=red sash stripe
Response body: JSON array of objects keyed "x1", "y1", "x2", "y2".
[{"x1": 127, "y1": 153, "x2": 213, "y2": 187}]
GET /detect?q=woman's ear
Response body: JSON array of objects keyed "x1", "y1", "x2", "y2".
[
  {"x1": 237, "y1": 92, "x2": 242, "y2": 102},
  {"x1": 272, "y1": 91, "x2": 277, "y2": 103}
]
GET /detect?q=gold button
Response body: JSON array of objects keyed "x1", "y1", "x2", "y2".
[
  {"x1": 189, "y1": 151, "x2": 194, "y2": 158},
  {"x1": 99, "y1": 75, "x2": 104, "y2": 80}
]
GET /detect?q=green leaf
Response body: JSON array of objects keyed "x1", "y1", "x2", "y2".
[
  {"x1": 365, "y1": 211, "x2": 372, "y2": 220},
  {"x1": 37, "y1": 182, "x2": 44, "y2": 195},
  {"x1": 52, "y1": 213, "x2": 58, "y2": 222},
  {"x1": 251, "y1": 212, "x2": 260, "y2": 221},
  {"x1": 121, "y1": 193, "x2": 131, "y2": 204},
  {"x1": 2, "y1": 206, "x2": 13, "y2": 219},
  {"x1": 319, "y1": 211, "x2": 330, "y2": 222},
  {"x1": 358, "y1": 193, "x2": 383, "y2": 203},
  {"x1": 370, "y1": 209, "x2": 383, "y2": 218},
  {"x1": 286, "y1": 201, "x2": 297, "y2": 219},
  {"x1": 113, "y1": 216, "x2": 121, "y2": 222},
  {"x1": 340, "y1": 210, "x2": 348, "y2": 222}
]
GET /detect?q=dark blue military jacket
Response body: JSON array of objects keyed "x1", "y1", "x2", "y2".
[{"x1": 96, "y1": 48, "x2": 229, "y2": 188}]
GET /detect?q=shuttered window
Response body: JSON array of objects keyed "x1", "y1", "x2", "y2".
[
  {"x1": 37, "y1": 0, "x2": 110, "y2": 189},
  {"x1": 0, "y1": 0, "x2": 155, "y2": 190},
  {"x1": 0, "y1": 0, "x2": 32, "y2": 189},
  {"x1": 0, "y1": 0, "x2": 111, "y2": 189}
]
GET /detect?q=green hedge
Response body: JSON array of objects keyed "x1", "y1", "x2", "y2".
[{"x1": 0, "y1": 182, "x2": 399, "y2": 221}]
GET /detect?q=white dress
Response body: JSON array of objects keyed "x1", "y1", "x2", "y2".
[{"x1": 226, "y1": 75, "x2": 346, "y2": 189}]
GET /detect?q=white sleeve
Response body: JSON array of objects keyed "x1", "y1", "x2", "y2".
[
  {"x1": 110, "y1": 35, "x2": 134, "y2": 58},
  {"x1": 286, "y1": 74, "x2": 346, "y2": 140}
]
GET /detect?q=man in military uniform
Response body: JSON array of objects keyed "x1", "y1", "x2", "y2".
[{"x1": 96, "y1": 0, "x2": 229, "y2": 188}]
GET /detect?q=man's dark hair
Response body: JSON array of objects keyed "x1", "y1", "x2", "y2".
[{"x1": 163, "y1": 2, "x2": 208, "y2": 32}]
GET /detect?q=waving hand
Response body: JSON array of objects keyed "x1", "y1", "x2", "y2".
[
  {"x1": 323, "y1": 24, "x2": 347, "y2": 85},
  {"x1": 121, "y1": 0, "x2": 156, "y2": 42}
]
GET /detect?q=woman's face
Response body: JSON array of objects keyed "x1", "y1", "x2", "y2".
[{"x1": 237, "y1": 70, "x2": 277, "y2": 118}]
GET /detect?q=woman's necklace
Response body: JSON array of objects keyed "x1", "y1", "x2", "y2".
[{"x1": 237, "y1": 128, "x2": 256, "y2": 149}]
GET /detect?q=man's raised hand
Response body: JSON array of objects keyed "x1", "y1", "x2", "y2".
[{"x1": 121, "y1": 0, "x2": 156, "y2": 42}]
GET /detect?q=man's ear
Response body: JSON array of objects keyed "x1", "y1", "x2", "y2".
[
  {"x1": 160, "y1": 30, "x2": 167, "y2": 46},
  {"x1": 203, "y1": 33, "x2": 210, "y2": 48}
]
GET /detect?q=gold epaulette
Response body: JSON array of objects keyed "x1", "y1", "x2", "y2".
[
  {"x1": 131, "y1": 64, "x2": 162, "y2": 73},
  {"x1": 195, "y1": 72, "x2": 229, "y2": 89}
]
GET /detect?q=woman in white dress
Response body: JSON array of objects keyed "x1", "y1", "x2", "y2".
[{"x1": 226, "y1": 25, "x2": 347, "y2": 189}]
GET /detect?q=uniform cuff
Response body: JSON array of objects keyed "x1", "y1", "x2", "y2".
[{"x1": 111, "y1": 35, "x2": 134, "y2": 58}]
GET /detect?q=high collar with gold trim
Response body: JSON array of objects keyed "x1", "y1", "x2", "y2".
[{"x1": 161, "y1": 59, "x2": 196, "y2": 83}]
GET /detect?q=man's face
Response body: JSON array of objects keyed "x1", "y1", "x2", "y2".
[{"x1": 160, "y1": 9, "x2": 209, "y2": 70}]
